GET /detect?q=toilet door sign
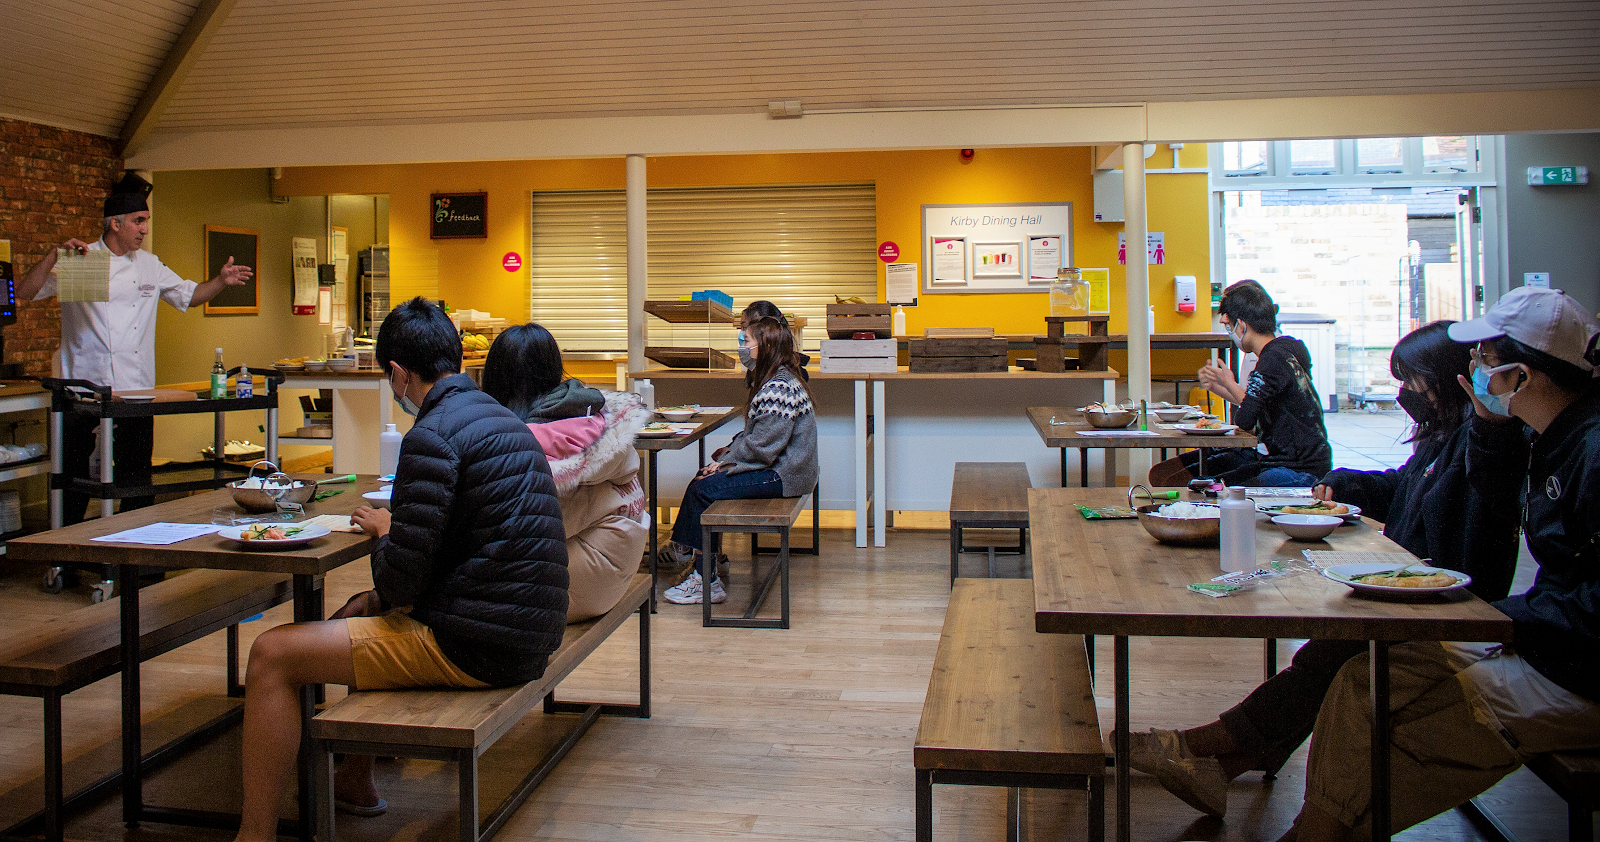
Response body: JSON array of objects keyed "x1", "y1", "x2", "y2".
[{"x1": 1118, "y1": 232, "x2": 1165, "y2": 265}]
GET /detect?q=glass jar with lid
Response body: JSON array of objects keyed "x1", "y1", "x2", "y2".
[{"x1": 1049, "y1": 267, "x2": 1090, "y2": 317}]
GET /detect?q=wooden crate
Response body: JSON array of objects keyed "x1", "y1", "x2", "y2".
[
  {"x1": 826, "y1": 303, "x2": 892, "y2": 338},
  {"x1": 820, "y1": 338, "x2": 898, "y2": 374},
  {"x1": 908, "y1": 337, "x2": 1009, "y2": 373}
]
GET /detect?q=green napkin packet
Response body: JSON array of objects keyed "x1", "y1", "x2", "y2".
[{"x1": 1075, "y1": 504, "x2": 1137, "y2": 520}]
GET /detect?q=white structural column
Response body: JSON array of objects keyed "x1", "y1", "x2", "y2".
[
  {"x1": 626, "y1": 154, "x2": 648, "y2": 376},
  {"x1": 1122, "y1": 142, "x2": 1152, "y2": 484}
]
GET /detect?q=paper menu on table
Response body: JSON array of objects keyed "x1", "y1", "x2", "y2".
[
  {"x1": 55, "y1": 248, "x2": 110, "y2": 302},
  {"x1": 91, "y1": 522, "x2": 225, "y2": 545}
]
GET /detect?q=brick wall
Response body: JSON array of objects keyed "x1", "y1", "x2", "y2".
[{"x1": 0, "y1": 117, "x2": 122, "y2": 376}]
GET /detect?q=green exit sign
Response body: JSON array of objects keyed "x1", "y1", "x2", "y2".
[{"x1": 1528, "y1": 166, "x2": 1589, "y2": 185}]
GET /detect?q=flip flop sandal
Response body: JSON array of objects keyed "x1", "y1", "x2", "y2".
[{"x1": 334, "y1": 797, "x2": 387, "y2": 817}]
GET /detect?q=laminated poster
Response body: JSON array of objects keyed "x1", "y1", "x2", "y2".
[
  {"x1": 972, "y1": 241, "x2": 1023, "y2": 279},
  {"x1": 1081, "y1": 268, "x2": 1111, "y2": 315},
  {"x1": 1028, "y1": 236, "x2": 1061, "y2": 282},
  {"x1": 291, "y1": 237, "x2": 318, "y2": 308},
  {"x1": 931, "y1": 237, "x2": 967, "y2": 285},
  {"x1": 885, "y1": 262, "x2": 918, "y2": 305}
]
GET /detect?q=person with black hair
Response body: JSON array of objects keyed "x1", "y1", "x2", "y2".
[
  {"x1": 1150, "y1": 280, "x2": 1332, "y2": 487},
  {"x1": 232, "y1": 298, "x2": 568, "y2": 842},
  {"x1": 662, "y1": 316, "x2": 818, "y2": 605},
  {"x1": 740, "y1": 299, "x2": 811, "y2": 372},
  {"x1": 1121, "y1": 321, "x2": 1528, "y2": 819},
  {"x1": 1276, "y1": 287, "x2": 1600, "y2": 842},
  {"x1": 481, "y1": 322, "x2": 652, "y2": 623},
  {"x1": 480, "y1": 322, "x2": 605, "y2": 421},
  {"x1": 16, "y1": 173, "x2": 253, "y2": 524}
]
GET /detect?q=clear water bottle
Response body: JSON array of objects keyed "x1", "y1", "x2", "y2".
[
  {"x1": 235, "y1": 364, "x2": 253, "y2": 399},
  {"x1": 1219, "y1": 486, "x2": 1255, "y2": 573},
  {"x1": 379, "y1": 423, "x2": 402, "y2": 477},
  {"x1": 210, "y1": 348, "x2": 226, "y2": 399}
]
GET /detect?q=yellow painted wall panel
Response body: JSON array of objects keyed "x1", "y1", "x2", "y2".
[{"x1": 274, "y1": 146, "x2": 1212, "y2": 374}]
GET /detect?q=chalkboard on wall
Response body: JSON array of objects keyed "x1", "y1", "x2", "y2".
[
  {"x1": 431, "y1": 192, "x2": 487, "y2": 239},
  {"x1": 203, "y1": 225, "x2": 259, "y2": 315}
]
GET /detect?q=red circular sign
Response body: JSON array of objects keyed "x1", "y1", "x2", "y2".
[
  {"x1": 502, "y1": 252, "x2": 522, "y2": 272},
  {"x1": 878, "y1": 241, "x2": 900, "y2": 262}
]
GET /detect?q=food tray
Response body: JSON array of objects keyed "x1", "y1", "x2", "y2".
[{"x1": 644, "y1": 346, "x2": 737, "y2": 369}]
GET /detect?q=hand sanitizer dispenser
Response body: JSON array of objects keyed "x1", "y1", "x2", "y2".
[{"x1": 1175, "y1": 276, "x2": 1198, "y2": 313}]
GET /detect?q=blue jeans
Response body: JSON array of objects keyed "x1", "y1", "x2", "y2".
[
  {"x1": 1253, "y1": 467, "x2": 1324, "y2": 487},
  {"x1": 670, "y1": 468, "x2": 785, "y2": 554}
]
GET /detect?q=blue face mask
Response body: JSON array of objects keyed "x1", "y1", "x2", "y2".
[{"x1": 1471, "y1": 363, "x2": 1520, "y2": 416}]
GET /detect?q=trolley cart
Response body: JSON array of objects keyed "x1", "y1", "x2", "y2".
[{"x1": 41, "y1": 370, "x2": 284, "y2": 600}]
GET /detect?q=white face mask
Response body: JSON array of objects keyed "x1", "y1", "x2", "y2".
[{"x1": 391, "y1": 369, "x2": 421, "y2": 417}]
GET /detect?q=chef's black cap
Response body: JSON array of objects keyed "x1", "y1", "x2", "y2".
[{"x1": 103, "y1": 172, "x2": 152, "y2": 217}]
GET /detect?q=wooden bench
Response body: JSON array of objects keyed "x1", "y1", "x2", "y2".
[
  {"x1": 1464, "y1": 750, "x2": 1599, "y2": 842},
  {"x1": 701, "y1": 493, "x2": 811, "y2": 629},
  {"x1": 311, "y1": 573, "x2": 652, "y2": 842},
  {"x1": 0, "y1": 569, "x2": 293, "y2": 842},
  {"x1": 948, "y1": 462, "x2": 1031, "y2": 586},
  {"x1": 914, "y1": 579, "x2": 1104, "y2": 842}
]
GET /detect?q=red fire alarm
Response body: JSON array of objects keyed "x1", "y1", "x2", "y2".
[{"x1": 959, "y1": 149, "x2": 975, "y2": 162}]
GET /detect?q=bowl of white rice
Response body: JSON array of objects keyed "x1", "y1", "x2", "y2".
[{"x1": 1135, "y1": 500, "x2": 1221, "y2": 546}]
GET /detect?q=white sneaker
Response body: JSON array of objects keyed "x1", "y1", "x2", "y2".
[
  {"x1": 662, "y1": 572, "x2": 727, "y2": 605},
  {"x1": 1127, "y1": 727, "x2": 1187, "y2": 777},
  {"x1": 1125, "y1": 728, "x2": 1228, "y2": 817}
]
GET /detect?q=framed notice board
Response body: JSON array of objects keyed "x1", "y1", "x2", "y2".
[
  {"x1": 431, "y1": 192, "x2": 488, "y2": 239},
  {"x1": 203, "y1": 225, "x2": 259, "y2": 315}
]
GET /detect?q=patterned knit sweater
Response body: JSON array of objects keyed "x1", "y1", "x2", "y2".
[{"x1": 725, "y1": 367, "x2": 819, "y2": 497}]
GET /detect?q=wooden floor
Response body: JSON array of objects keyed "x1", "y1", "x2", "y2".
[{"x1": 0, "y1": 527, "x2": 1574, "y2": 842}]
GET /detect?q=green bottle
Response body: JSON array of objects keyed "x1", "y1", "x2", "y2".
[{"x1": 210, "y1": 348, "x2": 226, "y2": 399}]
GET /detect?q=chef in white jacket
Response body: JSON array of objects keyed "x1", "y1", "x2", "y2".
[{"x1": 17, "y1": 173, "x2": 251, "y2": 523}]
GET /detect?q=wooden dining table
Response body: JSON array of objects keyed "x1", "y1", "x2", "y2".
[
  {"x1": 633, "y1": 405, "x2": 744, "y2": 610},
  {"x1": 1025, "y1": 406, "x2": 1260, "y2": 487},
  {"x1": 1029, "y1": 487, "x2": 1513, "y2": 842},
  {"x1": 6, "y1": 476, "x2": 387, "y2": 841}
]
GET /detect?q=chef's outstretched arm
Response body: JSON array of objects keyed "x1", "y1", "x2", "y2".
[{"x1": 189, "y1": 256, "x2": 254, "y2": 305}]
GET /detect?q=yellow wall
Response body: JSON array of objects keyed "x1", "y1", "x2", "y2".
[{"x1": 274, "y1": 145, "x2": 1214, "y2": 374}]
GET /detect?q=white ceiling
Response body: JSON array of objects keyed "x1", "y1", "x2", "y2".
[{"x1": 4, "y1": 0, "x2": 1599, "y2": 152}]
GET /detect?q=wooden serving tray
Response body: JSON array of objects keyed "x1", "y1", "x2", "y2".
[
  {"x1": 644, "y1": 346, "x2": 737, "y2": 369},
  {"x1": 644, "y1": 300, "x2": 738, "y2": 324}
]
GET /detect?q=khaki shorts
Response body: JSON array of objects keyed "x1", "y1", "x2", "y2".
[{"x1": 346, "y1": 611, "x2": 489, "y2": 691}]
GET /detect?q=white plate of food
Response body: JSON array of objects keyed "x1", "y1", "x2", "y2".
[
  {"x1": 1322, "y1": 563, "x2": 1471, "y2": 596},
  {"x1": 1258, "y1": 500, "x2": 1362, "y2": 523},
  {"x1": 656, "y1": 407, "x2": 698, "y2": 422},
  {"x1": 218, "y1": 522, "x2": 331, "y2": 548},
  {"x1": 1175, "y1": 421, "x2": 1239, "y2": 436},
  {"x1": 637, "y1": 423, "x2": 680, "y2": 438}
]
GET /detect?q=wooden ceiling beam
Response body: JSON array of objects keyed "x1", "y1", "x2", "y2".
[{"x1": 118, "y1": 0, "x2": 240, "y2": 158}]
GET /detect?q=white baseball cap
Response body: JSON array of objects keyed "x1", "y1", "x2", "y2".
[{"x1": 1448, "y1": 287, "x2": 1600, "y2": 372}]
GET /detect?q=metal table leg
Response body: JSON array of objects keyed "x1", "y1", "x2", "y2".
[
  {"x1": 119, "y1": 564, "x2": 141, "y2": 828},
  {"x1": 1059, "y1": 447, "x2": 1068, "y2": 488},
  {"x1": 1078, "y1": 448, "x2": 1089, "y2": 488},
  {"x1": 1114, "y1": 636, "x2": 1130, "y2": 842},
  {"x1": 293, "y1": 573, "x2": 319, "y2": 842},
  {"x1": 647, "y1": 451, "x2": 659, "y2": 613},
  {"x1": 1371, "y1": 640, "x2": 1392, "y2": 842}
]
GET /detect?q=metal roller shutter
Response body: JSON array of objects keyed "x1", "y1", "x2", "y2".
[{"x1": 530, "y1": 183, "x2": 876, "y2": 353}]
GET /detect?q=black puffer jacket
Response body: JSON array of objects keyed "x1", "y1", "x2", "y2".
[
  {"x1": 373, "y1": 374, "x2": 569, "y2": 686},
  {"x1": 1319, "y1": 409, "x2": 1528, "y2": 602}
]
